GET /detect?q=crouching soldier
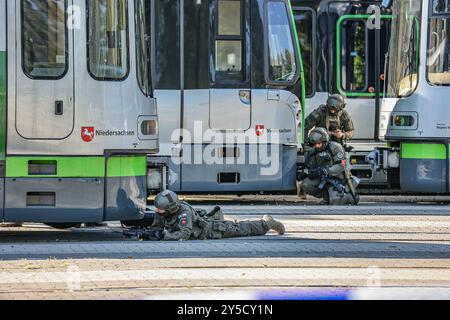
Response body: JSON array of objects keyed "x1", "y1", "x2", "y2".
[
  {"x1": 147, "y1": 190, "x2": 286, "y2": 241},
  {"x1": 299, "y1": 128, "x2": 360, "y2": 205}
]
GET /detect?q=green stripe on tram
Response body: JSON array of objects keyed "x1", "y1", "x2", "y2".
[
  {"x1": 0, "y1": 51, "x2": 6, "y2": 161},
  {"x1": 6, "y1": 155, "x2": 147, "y2": 178},
  {"x1": 6, "y1": 157, "x2": 106, "y2": 178},
  {"x1": 401, "y1": 143, "x2": 448, "y2": 160},
  {"x1": 107, "y1": 155, "x2": 147, "y2": 178}
]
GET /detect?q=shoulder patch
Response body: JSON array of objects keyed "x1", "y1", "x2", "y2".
[
  {"x1": 336, "y1": 152, "x2": 345, "y2": 160},
  {"x1": 178, "y1": 212, "x2": 191, "y2": 228}
]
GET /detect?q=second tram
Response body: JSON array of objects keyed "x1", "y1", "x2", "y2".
[{"x1": 371, "y1": 0, "x2": 450, "y2": 194}]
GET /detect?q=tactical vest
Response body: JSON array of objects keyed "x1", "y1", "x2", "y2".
[{"x1": 307, "y1": 143, "x2": 335, "y2": 168}]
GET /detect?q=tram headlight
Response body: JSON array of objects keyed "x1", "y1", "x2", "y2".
[
  {"x1": 141, "y1": 119, "x2": 158, "y2": 136},
  {"x1": 391, "y1": 115, "x2": 415, "y2": 127}
]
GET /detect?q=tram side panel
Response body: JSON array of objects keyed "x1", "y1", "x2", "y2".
[{"x1": 4, "y1": 0, "x2": 157, "y2": 224}]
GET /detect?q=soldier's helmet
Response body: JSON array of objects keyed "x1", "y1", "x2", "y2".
[
  {"x1": 309, "y1": 127, "x2": 330, "y2": 145},
  {"x1": 327, "y1": 94, "x2": 345, "y2": 113},
  {"x1": 154, "y1": 190, "x2": 180, "y2": 215}
]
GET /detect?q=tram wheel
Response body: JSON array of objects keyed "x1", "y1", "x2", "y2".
[{"x1": 45, "y1": 223, "x2": 82, "y2": 230}]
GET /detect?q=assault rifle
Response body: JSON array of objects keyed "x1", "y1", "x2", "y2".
[
  {"x1": 318, "y1": 174, "x2": 346, "y2": 194},
  {"x1": 122, "y1": 228, "x2": 164, "y2": 241},
  {"x1": 307, "y1": 167, "x2": 346, "y2": 193}
]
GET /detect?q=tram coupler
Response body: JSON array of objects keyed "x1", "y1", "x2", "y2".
[{"x1": 366, "y1": 147, "x2": 400, "y2": 172}]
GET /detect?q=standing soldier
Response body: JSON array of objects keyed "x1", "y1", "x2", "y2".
[
  {"x1": 299, "y1": 128, "x2": 359, "y2": 205},
  {"x1": 304, "y1": 94, "x2": 355, "y2": 150},
  {"x1": 148, "y1": 190, "x2": 286, "y2": 241}
]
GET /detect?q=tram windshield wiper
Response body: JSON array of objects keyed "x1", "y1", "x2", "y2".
[{"x1": 276, "y1": 71, "x2": 296, "y2": 82}]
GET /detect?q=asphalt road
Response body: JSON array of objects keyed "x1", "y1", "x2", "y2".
[{"x1": 0, "y1": 199, "x2": 449, "y2": 300}]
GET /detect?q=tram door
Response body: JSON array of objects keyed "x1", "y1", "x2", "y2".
[
  {"x1": 209, "y1": 0, "x2": 251, "y2": 131},
  {"x1": 15, "y1": 0, "x2": 74, "y2": 140},
  {"x1": 336, "y1": 13, "x2": 391, "y2": 140}
]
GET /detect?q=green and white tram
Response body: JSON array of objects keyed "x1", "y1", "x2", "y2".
[
  {"x1": 0, "y1": 0, "x2": 158, "y2": 227},
  {"x1": 371, "y1": 0, "x2": 450, "y2": 194},
  {"x1": 147, "y1": 0, "x2": 305, "y2": 195}
]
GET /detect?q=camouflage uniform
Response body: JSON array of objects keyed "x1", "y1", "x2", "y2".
[
  {"x1": 301, "y1": 141, "x2": 347, "y2": 200},
  {"x1": 150, "y1": 202, "x2": 270, "y2": 241},
  {"x1": 304, "y1": 105, "x2": 355, "y2": 146}
]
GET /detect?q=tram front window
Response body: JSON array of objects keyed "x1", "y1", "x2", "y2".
[
  {"x1": 385, "y1": 0, "x2": 421, "y2": 98},
  {"x1": 87, "y1": 0, "x2": 129, "y2": 81},
  {"x1": 427, "y1": 17, "x2": 450, "y2": 85},
  {"x1": 22, "y1": 0, "x2": 67, "y2": 79},
  {"x1": 267, "y1": 1, "x2": 297, "y2": 83}
]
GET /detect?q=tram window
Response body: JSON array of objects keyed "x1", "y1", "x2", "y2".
[
  {"x1": 87, "y1": 0, "x2": 129, "y2": 81},
  {"x1": 154, "y1": 0, "x2": 180, "y2": 89},
  {"x1": 341, "y1": 20, "x2": 367, "y2": 92},
  {"x1": 135, "y1": 0, "x2": 151, "y2": 95},
  {"x1": 427, "y1": 18, "x2": 450, "y2": 86},
  {"x1": 218, "y1": 0, "x2": 241, "y2": 36},
  {"x1": 385, "y1": 0, "x2": 421, "y2": 98},
  {"x1": 294, "y1": 9, "x2": 314, "y2": 97},
  {"x1": 22, "y1": 0, "x2": 68, "y2": 79},
  {"x1": 185, "y1": 0, "x2": 209, "y2": 89},
  {"x1": 267, "y1": 1, "x2": 297, "y2": 84},
  {"x1": 214, "y1": 0, "x2": 244, "y2": 82},
  {"x1": 216, "y1": 41, "x2": 242, "y2": 72},
  {"x1": 433, "y1": 0, "x2": 450, "y2": 14}
]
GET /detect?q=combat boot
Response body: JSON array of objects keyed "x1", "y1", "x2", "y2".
[{"x1": 263, "y1": 215, "x2": 285, "y2": 235}]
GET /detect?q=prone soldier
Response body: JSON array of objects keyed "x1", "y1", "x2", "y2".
[
  {"x1": 304, "y1": 94, "x2": 355, "y2": 151},
  {"x1": 299, "y1": 128, "x2": 360, "y2": 205},
  {"x1": 127, "y1": 191, "x2": 286, "y2": 241}
]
